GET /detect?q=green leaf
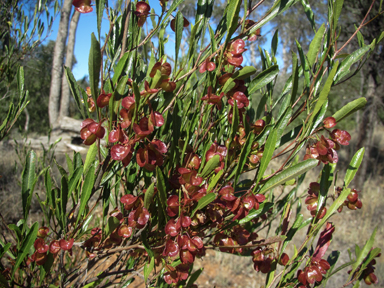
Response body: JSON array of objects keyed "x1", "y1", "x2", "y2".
[
  {"x1": 344, "y1": 148, "x2": 364, "y2": 187},
  {"x1": 350, "y1": 227, "x2": 377, "y2": 279},
  {"x1": 225, "y1": 0, "x2": 241, "y2": 39},
  {"x1": 248, "y1": 65, "x2": 279, "y2": 94},
  {"x1": 300, "y1": 0, "x2": 316, "y2": 32},
  {"x1": 296, "y1": 39, "x2": 310, "y2": 90},
  {"x1": 310, "y1": 100, "x2": 328, "y2": 135},
  {"x1": 230, "y1": 101, "x2": 239, "y2": 144},
  {"x1": 334, "y1": 46, "x2": 370, "y2": 83},
  {"x1": 64, "y1": 66, "x2": 86, "y2": 118},
  {"x1": 308, "y1": 62, "x2": 339, "y2": 127},
  {"x1": 280, "y1": 214, "x2": 303, "y2": 255},
  {"x1": 60, "y1": 176, "x2": 69, "y2": 229},
  {"x1": 187, "y1": 268, "x2": 203, "y2": 287},
  {"x1": 84, "y1": 142, "x2": 97, "y2": 173},
  {"x1": 22, "y1": 151, "x2": 36, "y2": 220},
  {"x1": 191, "y1": 193, "x2": 216, "y2": 217},
  {"x1": 239, "y1": 202, "x2": 273, "y2": 225},
  {"x1": 307, "y1": 24, "x2": 325, "y2": 67},
  {"x1": 208, "y1": 25, "x2": 217, "y2": 53},
  {"x1": 271, "y1": 29, "x2": 279, "y2": 58},
  {"x1": 256, "y1": 130, "x2": 277, "y2": 184},
  {"x1": 222, "y1": 66, "x2": 257, "y2": 93},
  {"x1": 200, "y1": 154, "x2": 221, "y2": 178},
  {"x1": 260, "y1": 159, "x2": 318, "y2": 194},
  {"x1": 248, "y1": 0, "x2": 300, "y2": 37},
  {"x1": 332, "y1": 97, "x2": 367, "y2": 122},
  {"x1": 174, "y1": 11, "x2": 184, "y2": 69},
  {"x1": 160, "y1": 0, "x2": 184, "y2": 26},
  {"x1": 112, "y1": 52, "x2": 129, "y2": 85},
  {"x1": 68, "y1": 166, "x2": 83, "y2": 196},
  {"x1": 290, "y1": 52, "x2": 299, "y2": 105},
  {"x1": 317, "y1": 163, "x2": 334, "y2": 216},
  {"x1": 207, "y1": 170, "x2": 223, "y2": 192},
  {"x1": 89, "y1": 33, "x2": 101, "y2": 118},
  {"x1": 234, "y1": 133, "x2": 255, "y2": 186},
  {"x1": 105, "y1": 215, "x2": 120, "y2": 236},
  {"x1": 333, "y1": 0, "x2": 344, "y2": 30},
  {"x1": 275, "y1": 107, "x2": 292, "y2": 147},
  {"x1": 11, "y1": 222, "x2": 38, "y2": 280},
  {"x1": 75, "y1": 165, "x2": 96, "y2": 227},
  {"x1": 144, "y1": 182, "x2": 155, "y2": 209},
  {"x1": 0, "y1": 243, "x2": 12, "y2": 259},
  {"x1": 156, "y1": 167, "x2": 168, "y2": 222},
  {"x1": 315, "y1": 187, "x2": 351, "y2": 231},
  {"x1": 144, "y1": 256, "x2": 155, "y2": 283},
  {"x1": 95, "y1": 0, "x2": 104, "y2": 38}
]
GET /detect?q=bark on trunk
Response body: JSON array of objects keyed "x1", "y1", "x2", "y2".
[
  {"x1": 48, "y1": 0, "x2": 73, "y2": 129},
  {"x1": 59, "y1": 10, "x2": 80, "y2": 120},
  {"x1": 356, "y1": 72, "x2": 377, "y2": 187}
]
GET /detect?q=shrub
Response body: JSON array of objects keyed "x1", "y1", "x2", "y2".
[{"x1": 1, "y1": 0, "x2": 382, "y2": 287}]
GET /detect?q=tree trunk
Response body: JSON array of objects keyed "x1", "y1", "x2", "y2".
[
  {"x1": 59, "y1": 10, "x2": 80, "y2": 120},
  {"x1": 48, "y1": 0, "x2": 72, "y2": 129},
  {"x1": 356, "y1": 72, "x2": 377, "y2": 187}
]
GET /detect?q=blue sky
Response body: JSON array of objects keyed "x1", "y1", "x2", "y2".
[{"x1": 43, "y1": 0, "x2": 281, "y2": 80}]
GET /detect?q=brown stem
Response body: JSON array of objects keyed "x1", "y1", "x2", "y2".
[
  {"x1": 120, "y1": 0, "x2": 131, "y2": 59},
  {"x1": 332, "y1": 0, "x2": 376, "y2": 60}
]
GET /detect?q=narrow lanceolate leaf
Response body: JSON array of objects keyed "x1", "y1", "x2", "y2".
[
  {"x1": 315, "y1": 187, "x2": 351, "y2": 231},
  {"x1": 76, "y1": 165, "x2": 96, "y2": 227},
  {"x1": 296, "y1": 39, "x2": 310, "y2": 89},
  {"x1": 64, "y1": 67, "x2": 86, "y2": 118},
  {"x1": 208, "y1": 170, "x2": 223, "y2": 192},
  {"x1": 84, "y1": 142, "x2": 97, "y2": 173},
  {"x1": 260, "y1": 159, "x2": 318, "y2": 194},
  {"x1": 234, "y1": 133, "x2": 255, "y2": 187},
  {"x1": 11, "y1": 222, "x2": 38, "y2": 280},
  {"x1": 280, "y1": 214, "x2": 303, "y2": 255},
  {"x1": 333, "y1": 0, "x2": 344, "y2": 30},
  {"x1": 225, "y1": 0, "x2": 241, "y2": 40},
  {"x1": 187, "y1": 268, "x2": 203, "y2": 287},
  {"x1": 344, "y1": 148, "x2": 364, "y2": 187},
  {"x1": 300, "y1": 0, "x2": 316, "y2": 32},
  {"x1": 256, "y1": 130, "x2": 277, "y2": 184},
  {"x1": 144, "y1": 256, "x2": 155, "y2": 283},
  {"x1": 156, "y1": 167, "x2": 168, "y2": 220},
  {"x1": 334, "y1": 46, "x2": 370, "y2": 83},
  {"x1": 112, "y1": 52, "x2": 129, "y2": 85},
  {"x1": 271, "y1": 30, "x2": 279, "y2": 58},
  {"x1": 223, "y1": 66, "x2": 257, "y2": 93},
  {"x1": 144, "y1": 182, "x2": 155, "y2": 209},
  {"x1": 89, "y1": 33, "x2": 101, "y2": 118},
  {"x1": 290, "y1": 52, "x2": 299, "y2": 105},
  {"x1": 60, "y1": 176, "x2": 69, "y2": 229},
  {"x1": 191, "y1": 193, "x2": 216, "y2": 217},
  {"x1": 308, "y1": 62, "x2": 339, "y2": 127},
  {"x1": 68, "y1": 166, "x2": 83, "y2": 195},
  {"x1": 22, "y1": 151, "x2": 37, "y2": 220},
  {"x1": 238, "y1": 202, "x2": 273, "y2": 225},
  {"x1": 174, "y1": 11, "x2": 184, "y2": 69},
  {"x1": 201, "y1": 154, "x2": 221, "y2": 178},
  {"x1": 95, "y1": 0, "x2": 104, "y2": 38},
  {"x1": 349, "y1": 227, "x2": 377, "y2": 279},
  {"x1": 317, "y1": 163, "x2": 334, "y2": 216},
  {"x1": 248, "y1": 65, "x2": 279, "y2": 94},
  {"x1": 248, "y1": 0, "x2": 300, "y2": 36},
  {"x1": 332, "y1": 97, "x2": 367, "y2": 122},
  {"x1": 161, "y1": 0, "x2": 184, "y2": 26},
  {"x1": 307, "y1": 23, "x2": 325, "y2": 67}
]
